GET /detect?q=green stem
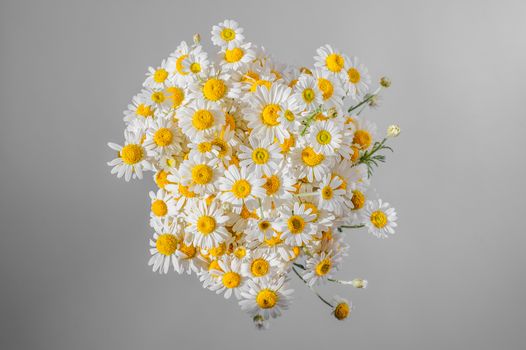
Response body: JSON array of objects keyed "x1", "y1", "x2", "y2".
[
  {"x1": 300, "y1": 107, "x2": 322, "y2": 136},
  {"x1": 339, "y1": 224, "x2": 365, "y2": 229},
  {"x1": 347, "y1": 87, "x2": 382, "y2": 114},
  {"x1": 292, "y1": 267, "x2": 333, "y2": 308}
]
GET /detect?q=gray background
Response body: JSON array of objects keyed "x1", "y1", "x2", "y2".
[{"x1": 1, "y1": 0, "x2": 525, "y2": 349}]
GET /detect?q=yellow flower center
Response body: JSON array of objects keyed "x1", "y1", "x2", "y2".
[
  {"x1": 151, "y1": 199, "x2": 168, "y2": 217},
  {"x1": 263, "y1": 175, "x2": 280, "y2": 195},
  {"x1": 303, "y1": 202, "x2": 319, "y2": 222},
  {"x1": 234, "y1": 246, "x2": 247, "y2": 259},
  {"x1": 197, "y1": 142, "x2": 212, "y2": 153},
  {"x1": 315, "y1": 258, "x2": 332, "y2": 276},
  {"x1": 353, "y1": 130, "x2": 372, "y2": 149},
  {"x1": 209, "y1": 243, "x2": 226, "y2": 257},
  {"x1": 251, "y1": 259, "x2": 270, "y2": 277},
  {"x1": 155, "y1": 170, "x2": 173, "y2": 189},
  {"x1": 136, "y1": 103, "x2": 154, "y2": 117},
  {"x1": 176, "y1": 54, "x2": 188, "y2": 75},
  {"x1": 151, "y1": 91, "x2": 165, "y2": 104},
  {"x1": 191, "y1": 164, "x2": 213, "y2": 185},
  {"x1": 232, "y1": 179, "x2": 252, "y2": 199},
  {"x1": 316, "y1": 130, "x2": 332, "y2": 145},
  {"x1": 280, "y1": 135, "x2": 295, "y2": 154},
  {"x1": 250, "y1": 80, "x2": 272, "y2": 92},
  {"x1": 211, "y1": 138, "x2": 229, "y2": 158},
  {"x1": 156, "y1": 234, "x2": 177, "y2": 256},
  {"x1": 252, "y1": 148, "x2": 270, "y2": 165},
  {"x1": 189, "y1": 62, "x2": 201, "y2": 73},
  {"x1": 178, "y1": 242, "x2": 196, "y2": 258},
  {"x1": 325, "y1": 53, "x2": 345, "y2": 73},
  {"x1": 166, "y1": 86, "x2": 185, "y2": 108},
  {"x1": 351, "y1": 190, "x2": 365, "y2": 210},
  {"x1": 321, "y1": 186, "x2": 333, "y2": 200},
  {"x1": 259, "y1": 221, "x2": 270, "y2": 231},
  {"x1": 261, "y1": 104, "x2": 281, "y2": 126},
  {"x1": 222, "y1": 271, "x2": 241, "y2": 288},
  {"x1": 225, "y1": 47, "x2": 244, "y2": 62},
  {"x1": 220, "y1": 28, "x2": 236, "y2": 41},
  {"x1": 287, "y1": 215, "x2": 305, "y2": 234},
  {"x1": 370, "y1": 210, "x2": 388, "y2": 228},
  {"x1": 302, "y1": 88, "x2": 316, "y2": 103},
  {"x1": 334, "y1": 302, "x2": 350, "y2": 320},
  {"x1": 317, "y1": 78, "x2": 334, "y2": 100},
  {"x1": 347, "y1": 67, "x2": 361, "y2": 84},
  {"x1": 153, "y1": 68, "x2": 168, "y2": 83},
  {"x1": 202, "y1": 78, "x2": 227, "y2": 101},
  {"x1": 256, "y1": 289, "x2": 278, "y2": 309},
  {"x1": 120, "y1": 144, "x2": 143, "y2": 165},
  {"x1": 301, "y1": 147, "x2": 325, "y2": 167},
  {"x1": 153, "y1": 128, "x2": 173, "y2": 146},
  {"x1": 264, "y1": 234, "x2": 283, "y2": 247},
  {"x1": 284, "y1": 110, "x2": 295, "y2": 122},
  {"x1": 197, "y1": 215, "x2": 216, "y2": 235},
  {"x1": 178, "y1": 183, "x2": 197, "y2": 198},
  {"x1": 192, "y1": 110, "x2": 215, "y2": 130}
]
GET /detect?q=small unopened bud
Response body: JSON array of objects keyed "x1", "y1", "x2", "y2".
[
  {"x1": 386, "y1": 124, "x2": 401, "y2": 138},
  {"x1": 253, "y1": 315, "x2": 269, "y2": 330},
  {"x1": 333, "y1": 301, "x2": 351, "y2": 320},
  {"x1": 221, "y1": 201, "x2": 233, "y2": 213},
  {"x1": 352, "y1": 278, "x2": 368, "y2": 289},
  {"x1": 299, "y1": 67, "x2": 313, "y2": 75},
  {"x1": 380, "y1": 76, "x2": 391, "y2": 88},
  {"x1": 193, "y1": 33, "x2": 201, "y2": 45},
  {"x1": 368, "y1": 95, "x2": 380, "y2": 108},
  {"x1": 327, "y1": 107, "x2": 337, "y2": 118}
]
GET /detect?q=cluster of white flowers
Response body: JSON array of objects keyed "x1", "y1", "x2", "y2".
[{"x1": 107, "y1": 20, "x2": 399, "y2": 328}]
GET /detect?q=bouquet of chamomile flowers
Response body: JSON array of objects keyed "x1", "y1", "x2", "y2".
[{"x1": 107, "y1": 19, "x2": 400, "y2": 329}]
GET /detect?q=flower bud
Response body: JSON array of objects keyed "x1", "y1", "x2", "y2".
[
  {"x1": 386, "y1": 124, "x2": 401, "y2": 138},
  {"x1": 253, "y1": 315, "x2": 269, "y2": 330},
  {"x1": 380, "y1": 76, "x2": 391, "y2": 88},
  {"x1": 352, "y1": 278, "x2": 368, "y2": 289},
  {"x1": 193, "y1": 33, "x2": 201, "y2": 45},
  {"x1": 221, "y1": 201, "x2": 233, "y2": 213},
  {"x1": 333, "y1": 302, "x2": 351, "y2": 320}
]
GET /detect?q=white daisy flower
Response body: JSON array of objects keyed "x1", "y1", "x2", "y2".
[
  {"x1": 317, "y1": 175, "x2": 347, "y2": 215},
  {"x1": 314, "y1": 44, "x2": 348, "y2": 76},
  {"x1": 209, "y1": 255, "x2": 247, "y2": 299},
  {"x1": 242, "y1": 250, "x2": 281, "y2": 279},
  {"x1": 363, "y1": 199, "x2": 398, "y2": 238},
  {"x1": 144, "y1": 59, "x2": 171, "y2": 89},
  {"x1": 180, "y1": 49, "x2": 209, "y2": 82},
  {"x1": 144, "y1": 118, "x2": 182, "y2": 159},
  {"x1": 166, "y1": 41, "x2": 192, "y2": 77},
  {"x1": 148, "y1": 188, "x2": 177, "y2": 222},
  {"x1": 290, "y1": 143, "x2": 332, "y2": 182},
  {"x1": 177, "y1": 99, "x2": 224, "y2": 141},
  {"x1": 239, "y1": 276, "x2": 293, "y2": 320},
  {"x1": 218, "y1": 165, "x2": 266, "y2": 211},
  {"x1": 313, "y1": 68, "x2": 345, "y2": 112},
  {"x1": 276, "y1": 201, "x2": 317, "y2": 246},
  {"x1": 292, "y1": 74, "x2": 323, "y2": 114},
  {"x1": 245, "y1": 213, "x2": 279, "y2": 243},
  {"x1": 259, "y1": 169, "x2": 297, "y2": 211},
  {"x1": 185, "y1": 200, "x2": 230, "y2": 249},
  {"x1": 188, "y1": 68, "x2": 241, "y2": 104},
  {"x1": 178, "y1": 156, "x2": 221, "y2": 195},
  {"x1": 107, "y1": 131, "x2": 152, "y2": 182},
  {"x1": 123, "y1": 94, "x2": 155, "y2": 124},
  {"x1": 164, "y1": 83, "x2": 188, "y2": 110},
  {"x1": 331, "y1": 295, "x2": 352, "y2": 320},
  {"x1": 238, "y1": 136, "x2": 283, "y2": 176},
  {"x1": 138, "y1": 87, "x2": 172, "y2": 112},
  {"x1": 211, "y1": 19, "x2": 245, "y2": 49},
  {"x1": 219, "y1": 42, "x2": 255, "y2": 71},
  {"x1": 165, "y1": 169, "x2": 199, "y2": 211},
  {"x1": 303, "y1": 251, "x2": 341, "y2": 286},
  {"x1": 351, "y1": 116, "x2": 378, "y2": 151},
  {"x1": 342, "y1": 56, "x2": 371, "y2": 100},
  {"x1": 148, "y1": 218, "x2": 180, "y2": 274},
  {"x1": 308, "y1": 119, "x2": 346, "y2": 156},
  {"x1": 175, "y1": 241, "x2": 206, "y2": 275}
]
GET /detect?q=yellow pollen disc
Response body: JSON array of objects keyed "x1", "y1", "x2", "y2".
[
  {"x1": 153, "y1": 128, "x2": 173, "y2": 146},
  {"x1": 192, "y1": 110, "x2": 215, "y2": 130},
  {"x1": 178, "y1": 183, "x2": 197, "y2": 198},
  {"x1": 317, "y1": 78, "x2": 334, "y2": 100},
  {"x1": 263, "y1": 175, "x2": 280, "y2": 195},
  {"x1": 191, "y1": 164, "x2": 213, "y2": 185},
  {"x1": 347, "y1": 67, "x2": 361, "y2": 84},
  {"x1": 302, "y1": 88, "x2": 316, "y2": 103},
  {"x1": 222, "y1": 271, "x2": 241, "y2": 288},
  {"x1": 209, "y1": 243, "x2": 226, "y2": 257},
  {"x1": 232, "y1": 179, "x2": 252, "y2": 199},
  {"x1": 353, "y1": 130, "x2": 372, "y2": 150},
  {"x1": 136, "y1": 103, "x2": 154, "y2": 117},
  {"x1": 250, "y1": 80, "x2": 272, "y2": 92},
  {"x1": 151, "y1": 91, "x2": 165, "y2": 104},
  {"x1": 315, "y1": 258, "x2": 332, "y2": 276},
  {"x1": 303, "y1": 202, "x2": 319, "y2": 222},
  {"x1": 370, "y1": 211, "x2": 388, "y2": 228},
  {"x1": 220, "y1": 28, "x2": 236, "y2": 41},
  {"x1": 316, "y1": 130, "x2": 332, "y2": 145},
  {"x1": 261, "y1": 104, "x2": 281, "y2": 126},
  {"x1": 155, "y1": 170, "x2": 173, "y2": 189},
  {"x1": 234, "y1": 246, "x2": 247, "y2": 259},
  {"x1": 334, "y1": 302, "x2": 350, "y2": 320},
  {"x1": 251, "y1": 259, "x2": 269, "y2": 277},
  {"x1": 197, "y1": 215, "x2": 216, "y2": 235},
  {"x1": 351, "y1": 190, "x2": 365, "y2": 210},
  {"x1": 225, "y1": 47, "x2": 244, "y2": 62},
  {"x1": 252, "y1": 148, "x2": 270, "y2": 165},
  {"x1": 280, "y1": 135, "x2": 295, "y2": 154},
  {"x1": 120, "y1": 144, "x2": 143, "y2": 165},
  {"x1": 284, "y1": 110, "x2": 295, "y2": 122},
  {"x1": 189, "y1": 62, "x2": 201, "y2": 73},
  {"x1": 301, "y1": 147, "x2": 325, "y2": 167},
  {"x1": 242, "y1": 70, "x2": 259, "y2": 83},
  {"x1": 264, "y1": 234, "x2": 283, "y2": 247},
  {"x1": 151, "y1": 200, "x2": 168, "y2": 217},
  {"x1": 166, "y1": 86, "x2": 185, "y2": 108},
  {"x1": 197, "y1": 142, "x2": 212, "y2": 153},
  {"x1": 322, "y1": 228, "x2": 332, "y2": 241},
  {"x1": 176, "y1": 54, "x2": 188, "y2": 75},
  {"x1": 153, "y1": 68, "x2": 168, "y2": 83},
  {"x1": 321, "y1": 186, "x2": 334, "y2": 200},
  {"x1": 203, "y1": 78, "x2": 227, "y2": 101},
  {"x1": 208, "y1": 259, "x2": 221, "y2": 272},
  {"x1": 240, "y1": 205, "x2": 257, "y2": 219},
  {"x1": 326, "y1": 53, "x2": 345, "y2": 72},
  {"x1": 225, "y1": 113, "x2": 236, "y2": 130},
  {"x1": 156, "y1": 234, "x2": 177, "y2": 256},
  {"x1": 211, "y1": 138, "x2": 228, "y2": 158},
  {"x1": 256, "y1": 289, "x2": 278, "y2": 309},
  {"x1": 178, "y1": 242, "x2": 196, "y2": 258},
  {"x1": 287, "y1": 215, "x2": 305, "y2": 234}
]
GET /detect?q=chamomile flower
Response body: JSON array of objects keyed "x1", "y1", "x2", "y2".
[
  {"x1": 332, "y1": 296, "x2": 352, "y2": 320},
  {"x1": 177, "y1": 100, "x2": 224, "y2": 141},
  {"x1": 342, "y1": 56, "x2": 371, "y2": 100},
  {"x1": 290, "y1": 143, "x2": 332, "y2": 182},
  {"x1": 149, "y1": 189, "x2": 177, "y2": 222},
  {"x1": 175, "y1": 241, "x2": 206, "y2": 275},
  {"x1": 292, "y1": 74, "x2": 323, "y2": 113},
  {"x1": 144, "y1": 59, "x2": 171, "y2": 89},
  {"x1": 148, "y1": 219, "x2": 179, "y2": 274},
  {"x1": 351, "y1": 116, "x2": 378, "y2": 151},
  {"x1": 107, "y1": 131, "x2": 151, "y2": 181},
  {"x1": 238, "y1": 136, "x2": 283, "y2": 176},
  {"x1": 209, "y1": 255, "x2": 247, "y2": 299},
  {"x1": 245, "y1": 84, "x2": 292, "y2": 143},
  {"x1": 178, "y1": 156, "x2": 221, "y2": 195},
  {"x1": 308, "y1": 120, "x2": 346, "y2": 155},
  {"x1": 220, "y1": 42, "x2": 255, "y2": 71},
  {"x1": 188, "y1": 69, "x2": 241, "y2": 104},
  {"x1": 165, "y1": 169, "x2": 199, "y2": 211},
  {"x1": 218, "y1": 165, "x2": 266, "y2": 211},
  {"x1": 139, "y1": 88, "x2": 172, "y2": 111},
  {"x1": 314, "y1": 45, "x2": 348, "y2": 76},
  {"x1": 180, "y1": 49, "x2": 209, "y2": 82},
  {"x1": 242, "y1": 250, "x2": 280, "y2": 279},
  {"x1": 303, "y1": 251, "x2": 341, "y2": 286},
  {"x1": 276, "y1": 202, "x2": 317, "y2": 246},
  {"x1": 239, "y1": 276, "x2": 293, "y2": 319},
  {"x1": 144, "y1": 118, "x2": 182, "y2": 159},
  {"x1": 363, "y1": 199, "x2": 398, "y2": 238},
  {"x1": 167, "y1": 41, "x2": 192, "y2": 77},
  {"x1": 317, "y1": 175, "x2": 347, "y2": 215},
  {"x1": 211, "y1": 19, "x2": 245, "y2": 49},
  {"x1": 313, "y1": 68, "x2": 345, "y2": 111},
  {"x1": 185, "y1": 200, "x2": 230, "y2": 249},
  {"x1": 123, "y1": 94, "x2": 155, "y2": 124},
  {"x1": 259, "y1": 170, "x2": 296, "y2": 210},
  {"x1": 245, "y1": 213, "x2": 279, "y2": 242}
]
